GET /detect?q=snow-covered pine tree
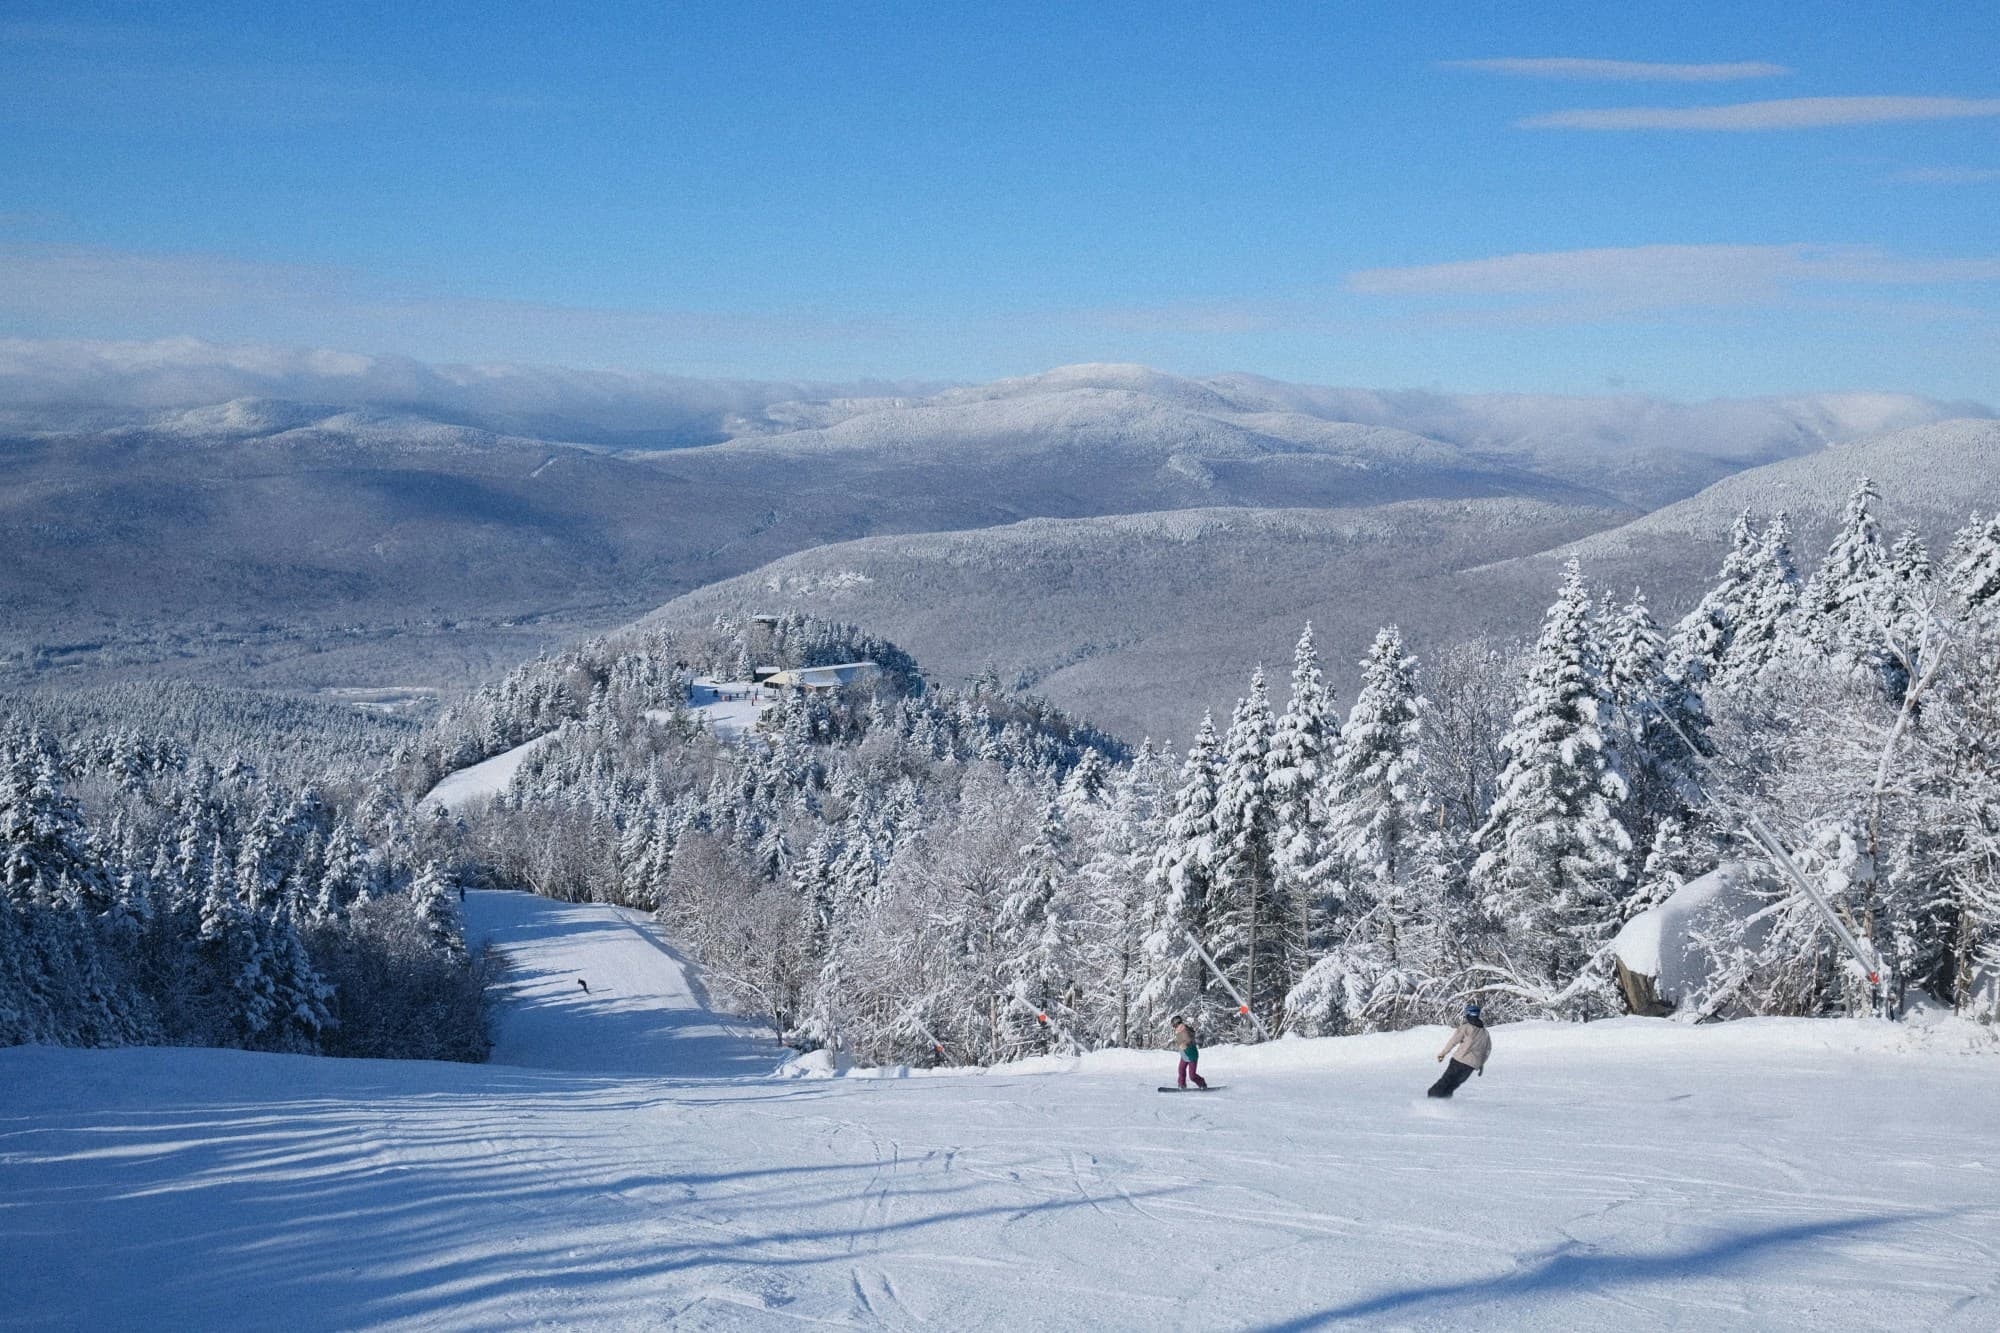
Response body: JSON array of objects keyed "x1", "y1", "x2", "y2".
[
  {"x1": 617, "y1": 807, "x2": 657, "y2": 905},
  {"x1": 1141, "y1": 713, "x2": 1227, "y2": 1027},
  {"x1": 1074, "y1": 741, "x2": 1170, "y2": 1046},
  {"x1": 1267, "y1": 625, "x2": 1339, "y2": 974},
  {"x1": 1716, "y1": 513, "x2": 1801, "y2": 689},
  {"x1": 995, "y1": 802, "x2": 1079, "y2": 1057},
  {"x1": 1210, "y1": 671, "x2": 1288, "y2": 1029},
  {"x1": 1625, "y1": 814, "x2": 1702, "y2": 921},
  {"x1": 1474, "y1": 558, "x2": 1632, "y2": 1014},
  {"x1": 1, "y1": 740, "x2": 102, "y2": 910},
  {"x1": 1929, "y1": 625, "x2": 2000, "y2": 1016},
  {"x1": 1948, "y1": 512, "x2": 2000, "y2": 619},
  {"x1": 1671, "y1": 510, "x2": 1759, "y2": 685},
  {"x1": 1059, "y1": 748, "x2": 1112, "y2": 815},
  {"x1": 1323, "y1": 626, "x2": 1432, "y2": 965},
  {"x1": 1286, "y1": 626, "x2": 1443, "y2": 1034},
  {"x1": 1603, "y1": 591, "x2": 1711, "y2": 853},
  {"x1": 260, "y1": 908, "x2": 334, "y2": 1052},
  {"x1": 1799, "y1": 477, "x2": 1901, "y2": 699},
  {"x1": 407, "y1": 861, "x2": 464, "y2": 959},
  {"x1": 1885, "y1": 528, "x2": 1939, "y2": 684}
]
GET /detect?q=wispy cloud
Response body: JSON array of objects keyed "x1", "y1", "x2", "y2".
[
  {"x1": 1520, "y1": 95, "x2": 2000, "y2": 131},
  {"x1": 0, "y1": 241, "x2": 866, "y2": 365},
  {"x1": 1062, "y1": 299, "x2": 1317, "y2": 337},
  {"x1": 0, "y1": 337, "x2": 936, "y2": 437},
  {"x1": 1892, "y1": 166, "x2": 2000, "y2": 184},
  {"x1": 1440, "y1": 57, "x2": 1789, "y2": 82},
  {"x1": 1347, "y1": 243, "x2": 2000, "y2": 323}
]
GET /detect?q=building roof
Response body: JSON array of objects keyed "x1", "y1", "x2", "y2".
[{"x1": 763, "y1": 661, "x2": 883, "y2": 689}]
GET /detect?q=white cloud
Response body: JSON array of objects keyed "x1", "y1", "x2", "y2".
[
  {"x1": 0, "y1": 241, "x2": 875, "y2": 374},
  {"x1": 1439, "y1": 57, "x2": 1789, "y2": 82},
  {"x1": 1520, "y1": 95, "x2": 2000, "y2": 131},
  {"x1": 1346, "y1": 244, "x2": 2000, "y2": 320},
  {"x1": 0, "y1": 337, "x2": 938, "y2": 444}
]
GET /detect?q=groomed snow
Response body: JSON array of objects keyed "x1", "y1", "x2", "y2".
[
  {"x1": 417, "y1": 730, "x2": 561, "y2": 813},
  {"x1": 4, "y1": 891, "x2": 1998, "y2": 1331}
]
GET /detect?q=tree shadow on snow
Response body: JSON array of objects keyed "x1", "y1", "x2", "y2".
[
  {"x1": 1, "y1": 1051, "x2": 1189, "y2": 1330},
  {"x1": 1258, "y1": 1210, "x2": 1956, "y2": 1330}
]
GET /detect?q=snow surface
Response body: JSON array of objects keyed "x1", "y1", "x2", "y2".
[
  {"x1": 676, "y1": 678, "x2": 774, "y2": 742},
  {"x1": 4, "y1": 890, "x2": 1999, "y2": 1330},
  {"x1": 417, "y1": 730, "x2": 561, "y2": 813}
]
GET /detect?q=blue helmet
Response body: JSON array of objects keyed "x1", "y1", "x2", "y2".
[{"x1": 1464, "y1": 1003, "x2": 1482, "y2": 1019}]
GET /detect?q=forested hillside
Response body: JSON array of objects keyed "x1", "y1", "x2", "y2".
[
  {"x1": 2, "y1": 361, "x2": 1977, "y2": 702},
  {"x1": 0, "y1": 683, "x2": 483, "y2": 1055},
  {"x1": 376, "y1": 484, "x2": 2000, "y2": 1065}
]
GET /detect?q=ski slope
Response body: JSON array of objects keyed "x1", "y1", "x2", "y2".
[
  {"x1": 417, "y1": 730, "x2": 562, "y2": 812},
  {"x1": 4, "y1": 892, "x2": 1999, "y2": 1331},
  {"x1": 421, "y1": 681, "x2": 770, "y2": 812}
]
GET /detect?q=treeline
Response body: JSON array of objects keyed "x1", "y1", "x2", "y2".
[
  {"x1": 1134, "y1": 483, "x2": 1998, "y2": 1035},
  {"x1": 0, "y1": 679, "x2": 419, "y2": 784},
  {"x1": 428, "y1": 482, "x2": 2000, "y2": 1066},
  {"x1": 390, "y1": 612, "x2": 923, "y2": 796},
  {"x1": 0, "y1": 706, "x2": 486, "y2": 1057}
]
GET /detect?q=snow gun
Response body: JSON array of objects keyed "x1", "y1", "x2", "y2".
[{"x1": 1186, "y1": 931, "x2": 1274, "y2": 1041}]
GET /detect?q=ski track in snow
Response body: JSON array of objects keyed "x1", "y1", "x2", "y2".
[{"x1": 4, "y1": 891, "x2": 1999, "y2": 1331}]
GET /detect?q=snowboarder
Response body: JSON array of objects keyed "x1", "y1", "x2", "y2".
[
  {"x1": 1171, "y1": 1016, "x2": 1208, "y2": 1090},
  {"x1": 1428, "y1": 1003, "x2": 1489, "y2": 1098},
  {"x1": 577, "y1": 978, "x2": 591, "y2": 995}
]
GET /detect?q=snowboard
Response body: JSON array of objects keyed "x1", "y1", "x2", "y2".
[{"x1": 1157, "y1": 1085, "x2": 1224, "y2": 1092}]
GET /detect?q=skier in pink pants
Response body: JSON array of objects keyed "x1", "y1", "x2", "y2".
[{"x1": 1171, "y1": 1016, "x2": 1208, "y2": 1089}]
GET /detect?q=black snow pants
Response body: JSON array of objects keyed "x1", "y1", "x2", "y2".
[{"x1": 1427, "y1": 1058, "x2": 1475, "y2": 1099}]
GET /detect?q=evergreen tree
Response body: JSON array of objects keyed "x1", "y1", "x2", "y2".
[
  {"x1": 1210, "y1": 671, "x2": 1286, "y2": 1025},
  {"x1": 1948, "y1": 512, "x2": 2000, "y2": 618},
  {"x1": 1287, "y1": 626, "x2": 1445, "y2": 1035},
  {"x1": 1141, "y1": 714, "x2": 1226, "y2": 1025},
  {"x1": 1324, "y1": 626, "x2": 1431, "y2": 964},
  {"x1": 1475, "y1": 559, "x2": 1632, "y2": 1011},
  {"x1": 1716, "y1": 512, "x2": 1801, "y2": 688},
  {"x1": 996, "y1": 802, "x2": 1078, "y2": 1055},
  {"x1": 1625, "y1": 815, "x2": 1701, "y2": 921},
  {"x1": 1671, "y1": 511, "x2": 1759, "y2": 684},
  {"x1": 1603, "y1": 591, "x2": 1710, "y2": 850},
  {"x1": 1, "y1": 742, "x2": 103, "y2": 910},
  {"x1": 1886, "y1": 529, "x2": 1938, "y2": 678},
  {"x1": 1267, "y1": 625, "x2": 1340, "y2": 969},
  {"x1": 260, "y1": 909, "x2": 334, "y2": 1052},
  {"x1": 407, "y1": 862, "x2": 464, "y2": 959},
  {"x1": 1077, "y1": 742, "x2": 1170, "y2": 1046},
  {"x1": 1799, "y1": 477, "x2": 1900, "y2": 698}
]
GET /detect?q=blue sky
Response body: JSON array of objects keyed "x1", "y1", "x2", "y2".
[{"x1": 3, "y1": 1, "x2": 1997, "y2": 400}]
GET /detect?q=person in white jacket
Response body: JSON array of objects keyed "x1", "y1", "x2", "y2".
[{"x1": 1428, "y1": 1003, "x2": 1490, "y2": 1099}]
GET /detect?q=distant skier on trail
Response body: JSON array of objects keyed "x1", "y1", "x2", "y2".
[
  {"x1": 1428, "y1": 1003, "x2": 1489, "y2": 1099},
  {"x1": 577, "y1": 978, "x2": 591, "y2": 995},
  {"x1": 1171, "y1": 1016, "x2": 1208, "y2": 1090}
]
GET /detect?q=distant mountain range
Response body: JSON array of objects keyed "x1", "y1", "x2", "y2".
[
  {"x1": 0, "y1": 345, "x2": 1990, "y2": 724},
  {"x1": 634, "y1": 415, "x2": 2000, "y2": 740}
]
